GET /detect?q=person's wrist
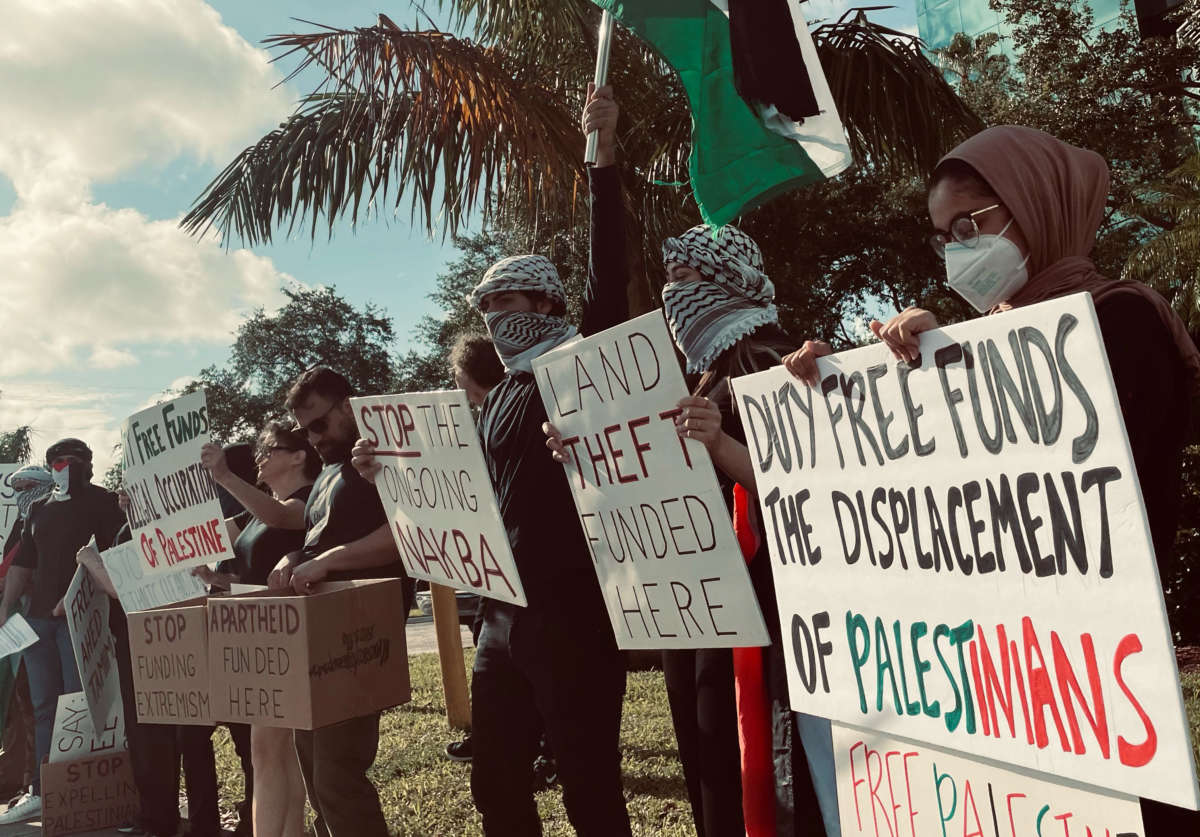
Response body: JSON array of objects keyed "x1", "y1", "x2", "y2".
[{"x1": 593, "y1": 138, "x2": 616, "y2": 168}]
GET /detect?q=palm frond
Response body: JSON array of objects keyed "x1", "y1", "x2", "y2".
[
  {"x1": 814, "y1": 10, "x2": 983, "y2": 172},
  {"x1": 182, "y1": 26, "x2": 580, "y2": 244}
]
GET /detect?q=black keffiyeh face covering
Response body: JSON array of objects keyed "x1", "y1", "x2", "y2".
[
  {"x1": 470, "y1": 254, "x2": 578, "y2": 372},
  {"x1": 660, "y1": 224, "x2": 779, "y2": 374}
]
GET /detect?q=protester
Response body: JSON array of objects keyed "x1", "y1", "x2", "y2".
[
  {"x1": 0, "y1": 439, "x2": 124, "y2": 824},
  {"x1": 196, "y1": 441, "x2": 256, "y2": 835},
  {"x1": 540, "y1": 221, "x2": 836, "y2": 835},
  {"x1": 439, "y1": 334, "x2": 558, "y2": 791},
  {"x1": 200, "y1": 424, "x2": 319, "y2": 837},
  {"x1": 450, "y1": 332, "x2": 506, "y2": 409},
  {"x1": 96, "y1": 504, "x2": 221, "y2": 837},
  {"x1": 268, "y1": 367, "x2": 410, "y2": 837},
  {"x1": 784, "y1": 124, "x2": 1200, "y2": 834},
  {"x1": 353, "y1": 83, "x2": 631, "y2": 836},
  {"x1": 0, "y1": 466, "x2": 52, "y2": 805}
]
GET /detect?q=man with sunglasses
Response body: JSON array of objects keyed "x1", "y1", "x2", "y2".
[
  {"x1": 267, "y1": 366, "x2": 408, "y2": 837},
  {"x1": 0, "y1": 438, "x2": 124, "y2": 824}
]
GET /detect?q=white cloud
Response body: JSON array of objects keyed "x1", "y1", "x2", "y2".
[
  {"x1": 0, "y1": 0, "x2": 300, "y2": 377},
  {"x1": 0, "y1": 384, "x2": 123, "y2": 475},
  {"x1": 0, "y1": 0, "x2": 291, "y2": 204}
]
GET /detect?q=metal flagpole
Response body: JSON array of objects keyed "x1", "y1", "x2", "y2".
[{"x1": 584, "y1": 10, "x2": 615, "y2": 166}]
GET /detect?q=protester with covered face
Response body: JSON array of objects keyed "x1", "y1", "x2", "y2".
[
  {"x1": 540, "y1": 219, "x2": 837, "y2": 835},
  {"x1": 784, "y1": 125, "x2": 1200, "y2": 833},
  {"x1": 1, "y1": 466, "x2": 54, "y2": 585},
  {"x1": 0, "y1": 439, "x2": 124, "y2": 824},
  {"x1": 200, "y1": 424, "x2": 319, "y2": 837},
  {"x1": 351, "y1": 83, "x2": 631, "y2": 836},
  {"x1": 267, "y1": 367, "x2": 410, "y2": 837}
]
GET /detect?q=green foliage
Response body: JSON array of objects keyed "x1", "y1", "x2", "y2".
[
  {"x1": 0, "y1": 425, "x2": 32, "y2": 464},
  {"x1": 1124, "y1": 150, "x2": 1200, "y2": 333},
  {"x1": 938, "y1": 0, "x2": 1200, "y2": 279},
  {"x1": 187, "y1": 285, "x2": 400, "y2": 442}
]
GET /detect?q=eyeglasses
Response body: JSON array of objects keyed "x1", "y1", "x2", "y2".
[
  {"x1": 294, "y1": 400, "x2": 341, "y2": 438},
  {"x1": 929, "y1": 204, "x2": 1003, "y2": 260},
  {"x1": 255, "y1": 444, "x2": 295, "y2": 460}
]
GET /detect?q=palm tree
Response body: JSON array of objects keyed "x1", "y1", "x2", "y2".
[
  {"x1": 1124, "y1": 150, "x2": 1200, "y2": 334},
  {"x1": 181, "y1": 2, "x2": 980, "y2": 300}
]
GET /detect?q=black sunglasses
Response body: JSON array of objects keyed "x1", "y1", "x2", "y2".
[{"x1": 293, "y1": 400, "x2": 342, "y2": 438}]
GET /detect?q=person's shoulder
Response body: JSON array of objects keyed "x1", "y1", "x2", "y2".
[
  {"x1": 1094, "y1": 285, "x2": 1164, "y2": 330},
  {"x1": 290, "y1": 483, "x2": 315, "y2": 503}
]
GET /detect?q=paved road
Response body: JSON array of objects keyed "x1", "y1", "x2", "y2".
[{"x1": 404, "y1": 615, "x2": 473, "y2": 656}]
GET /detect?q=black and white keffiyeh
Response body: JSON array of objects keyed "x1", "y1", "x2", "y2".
[
  {"x1": 471, "y1": 255, "x2": 577, "y2": 373},
  {"x1": 660, "y1": 224, "x2": 779, "y2": 374},
  {"x1": 469, "y1": 254, "x2": 568, "y2": 312}
]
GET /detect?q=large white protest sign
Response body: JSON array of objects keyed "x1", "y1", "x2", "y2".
[
  {"x1": 100, "y1": 539, "x2": 207, "y2": 614},
  {"x1": 0, "y1": 464, "x2": 20, "y2": 547},
  {"x1": 49, "y1": 691, "x2": 123, "y2": 764},
  {"x1": 832, "y1": 722, "x2": 1144, "y2": 837},
  {"x1": 352, "y1": 391, "x2": 527, "y2": 606},
  {"x1": 0, "y1": 614, "x2": 38, "y2": 659},
  {"x1": 532, "y1": 311, "x2": 768, "y2": 649},
  {"x1": 120, "y1": 391, "x2": 234, "y2": 575},
  {"x1": 64, "y1": 566, "x2": 122, "y2": 731},
  {"x1": 732, "y1": 294, "x2": 1198, "y2": 808}
]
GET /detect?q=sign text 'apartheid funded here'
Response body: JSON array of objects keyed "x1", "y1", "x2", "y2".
[
  {"x1": 532, "y1": 311, "x2": 768, "y2": 650},
  {"x1": 732, "y1": 293, "x2": 1198, "y2": 808},
  {"x1": 832, "y1": 722, "x2": 1144, "y2": 837},
  {"x1": 120, "y1": 390, "x2": 234, "y2": 575},
  {"x1": 352, "y1": 391, "x2": 526, "y2": 606}
]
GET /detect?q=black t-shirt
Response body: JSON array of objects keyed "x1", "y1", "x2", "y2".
[
  {"x1": 231, "y1": 485, "x2": 313, "y2": 586},
  {"x1": 300, "y1": 461, "x2": 402, "y2": 582},
  {"x1": 15, "y1": 481, "x2": 125, "y2": 618}
]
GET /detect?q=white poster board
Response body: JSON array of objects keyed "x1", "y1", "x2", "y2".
[
  {"x1": 732, "y1": 294, "x2": 1199, "y2": 808},
  {"x1": 120, "y1": 391, "x2": 234, "y2": 575},
  {"x1": 100, "y1": 539, "x2": 207, "y2": 614},
  {"x1": 832, "y1": 722, "x2": 1144, "y2": 837},
  {"x1": 532, "y1": 311, "x2": 768, "y2": 649},
  {"x1": 352, "y1": 391, "x2": 527, "y2": 606},
  {"x1": 0, "y1": 464, "x2": 20, "y2": 547},
  {"x1": 0, "y1": 614, "x2": 38, "y2": 659},
  {"x1": 48, "y1": 691, "x2": 123, "y2": 764},
  {"x1": 64, "y1": 565, "x2": 122, "y2": 731}
]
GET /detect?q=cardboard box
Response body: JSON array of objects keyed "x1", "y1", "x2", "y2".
[
  {"x1": 127, "y1": 596, "x2": 211, "y2": 725},
  {"x1": 207, "y1": 579, "x2": 411, "y2": 729},
  {"x1": 40, "y1": 751, "x2": 139, "y2": 837}
]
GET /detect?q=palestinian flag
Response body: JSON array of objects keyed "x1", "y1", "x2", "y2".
[{"x1": 592, "y1": 0, "x2": 851, "y2": 227}]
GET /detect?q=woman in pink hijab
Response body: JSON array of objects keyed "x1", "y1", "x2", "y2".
[{"x1": 788, "y1": 125, "x2": 1199, "y2": 831}]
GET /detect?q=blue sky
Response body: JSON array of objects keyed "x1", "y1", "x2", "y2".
[{"x1": 0, "y1": 0, "x2": 917, "y2": 473}]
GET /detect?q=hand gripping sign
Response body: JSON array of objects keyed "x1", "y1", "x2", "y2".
[
  {"x1": 532, "y1": 311, "x2": 767, "y2": 650},
  {"x1": 353, "y1": 390, "x2": 527, "y2": 606},
  {"x1": 120, "y1": 391, "x2": 234, "y2": 575},
  {"x1": 731, "y1": 293, "x2": 1199, "y2": 808}
]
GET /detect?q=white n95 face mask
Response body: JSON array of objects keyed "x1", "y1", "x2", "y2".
[{"x1": 944, "y1": 219, "x2": 1030, "y2": 313}]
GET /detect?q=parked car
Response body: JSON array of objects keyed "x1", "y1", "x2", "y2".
[{"x1": 414, "y1": 580, "x2": 480, "y2": 626}]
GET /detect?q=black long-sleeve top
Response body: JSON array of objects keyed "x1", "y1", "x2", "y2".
[
  {"x1": 1096, "y1": 293, "x2": 1196, "y2": 643},
  {"x1": 477, "y1": 166, "x2": 630, "y2": 607}
]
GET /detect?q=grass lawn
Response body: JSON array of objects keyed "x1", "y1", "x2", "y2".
[
  {"x1": 210, "y1": 659, "x2": 1200, "y2": 836},
  {"x1": 212, "y1": 649, "x2": 697, "y2": 836}
]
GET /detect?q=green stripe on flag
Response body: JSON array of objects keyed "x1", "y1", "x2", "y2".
[{"x1": 594, "y1": 0, "x2": 847, "y2": 227}]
